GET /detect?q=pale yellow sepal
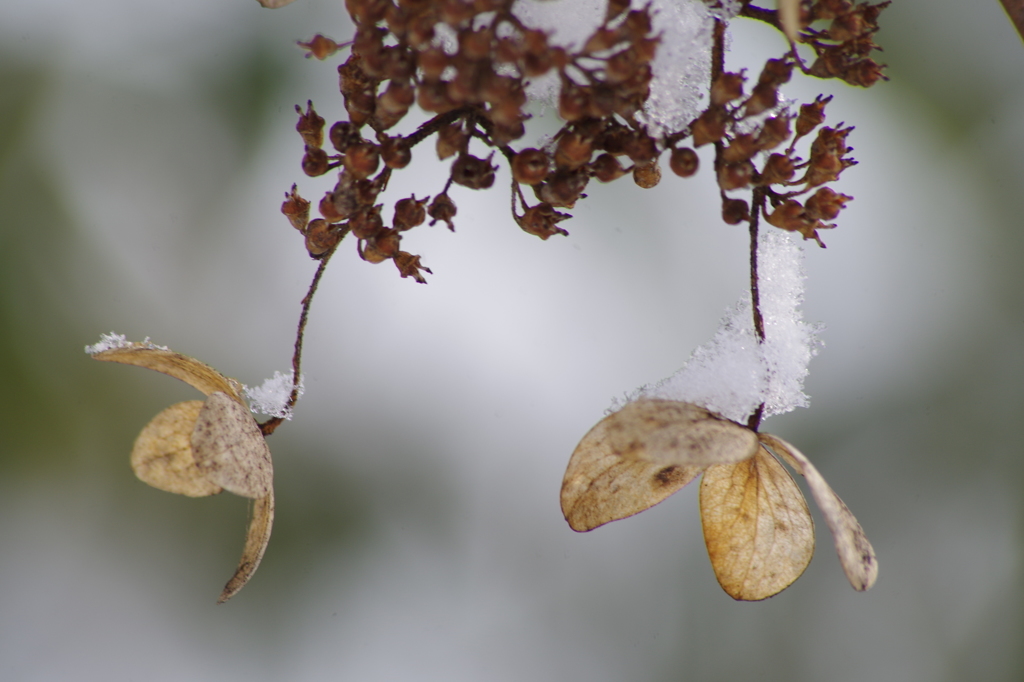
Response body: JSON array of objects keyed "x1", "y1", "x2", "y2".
[{"x1": 700, "y1": 446, "x2": 814, "y2": 601}]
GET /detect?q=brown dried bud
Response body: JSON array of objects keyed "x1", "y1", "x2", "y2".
[
  {"x1": 591, "y1": 153, "x2": 627, "y2": 182},
  {"x1": 722, "y1": 198, "x2": 750, "y2": 224},
  {"x1": 319, "y1": 192, "x2": 345, "y2": 222},
  {"x1": 625, "y1": 133, "x2": 658, "y2": 165},
  {"x1": 329, "y1": 120, "x2": 361, "y2": 153},
  {"x1": 558, "y1": 83, "x2": 590, "y2": 122},
  {"x1": 766, "y1": 199, "x2": 831, "y2": 246},
  {"x1": 595, "y1": 124, "x2": 633, "y2": 156},
  {"x1": 812, "y1": 0, "x2": 853, "y2": 21},
  {"x1": 359, "y1": 239, "x2": 390, "y2": 264},
  {"x1": 756, "y1": 116, "x2": 791, "y2": 151},
  {"x1": 759, "y1": 153, "x2": 796, "y2": 185},
  {"x1": 451, "y1": 153, "x2": 497, "y2": 190},
  {"x1": 295, "y1": 101, "x2": 325, "y2": 148},
  {"x1": 380, "y1": 136, "x2": 412, "y2": 169},
  {"x1": 718, "y1": 161, "x2": 755, "y2": 191},
  {"x1": 518, "y1": 203, "x2": 570, "y2": 240},
  {"x1": 758, "y1": 58, "x2": 793, "y2": 87},
  {"x1": 829, "y1": 11, "x2": 868, "y2": 42},
  {"x1": 605, "y1": 0, "x2": 629, "y2": 22},
  {"x1": 555, "y1": 132, "x2": 593, "y2": 170},
  {"x1": 669, "y1": 147, "x2": 699, "y2": 177},
  {"x1": 418, "y1": 47, "x2": 449, "y2": 81},
  {"x1": 369, "y1": 227, "x2": 401, "y2": 259},
  {"x1": 344, "y1": 90, "x2": 376, "y2": 128},
  {"x1": 439, "y1": 0, "x2": 476, "y2": 26},
  {"x1": 632, "y1": 161, "x2": 661, "y2": 189},
  {"x1": 394, "y1": 251, "x2": 432, "y2": 283},
  {"x1": 490, "y1": 120, "x2": 526, "y2": 146},
  {"x1": 302, "y1": 146, "x2": 332, "y2": 177},
  {"x1": 512, "y1": 148, "x2": 551, "y2": 185},
  {"x1": 841, "y1": 59, "x2": 886, "y2": 88},
  {"x1": 281, "y1": 184, "x2": 311, "y2": 232},
  {"x1": 305, "y1": 219, "x2": 341, "y2": 257},
  {"x1": 722, "y1": 134, "x2": 759, "y2": 163},
  {"x1": 298, "y1": 35, "x2": 340, "y2": 60},
  {"x1": 804, "y1": 186, "x2": 852, "y2": 220},
  {"x1": 436, "y1": 123, "x2": 468, "y2": 160},
  {"x1": 711, "y1": 71, "x2": 745, "y2": 106},
  {"x1": 744, "y1": 82, "x2": 778, "y2": 117},
  {"x1": 459, "y1": 27, "x2": 493, "y2": 60},
  {"x1": 428, "y1": 193, "x2": 457, "y2": 231},
  {"x1": 605, "y1": 50, "x2": 638, "y2": 85},
  {"x1": 692, "y1": 107, "x2": 728, "y2": 147},
  {"x1": 377, "y1": 80, "x2": 415, "y2": 119},
  {"x1": 393, "y1": 195, "x2": 428, "y2": 231},
  {"x1": 536, "y1": 168, "x2": 589, "y2": 208},
  {"x1": 796, "y1": 95, "x2": 832, "y2": 138},
  {"x1": 766, "y1": 200, "x2": 810, "y2": 231},
  {"x1": 350, "y1": 205, "x2": 385, "y2": 240},
  {"x1": 343, "y1": 142, "x2": 381, "y2": 179},
  {"x1": 624, "y1": 9, "x2": 653, "y2": 38}
]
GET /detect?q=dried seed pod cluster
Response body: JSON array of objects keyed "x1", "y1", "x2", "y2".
[{"x1": 278, "y1": 0, "x2": 886, "y2": 276}]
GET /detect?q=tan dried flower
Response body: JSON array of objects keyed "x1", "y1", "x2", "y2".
[
  {"x1": 87, "y1": 336, "x2": 274, "y2": 603},
  {"x1": 561, "y1": 399, "x2": 877, "y2": 600}
]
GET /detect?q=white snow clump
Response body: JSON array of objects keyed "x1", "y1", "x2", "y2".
[
  {"x1": 85, "y1": 332, "x2": 169, "y2": 355},
  {"x1": 619, "y1": 230, "x2": 822, "y2": 423},
  {"x1": 244, "y1": 370, "x2": 305, "y2": 420}
]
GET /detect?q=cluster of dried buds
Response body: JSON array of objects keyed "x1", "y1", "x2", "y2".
[
  {"x1": 278, "y1": 0, "x2": 886, "y2": 280},
  {"x1": 691, "y1": 58, "x2": 859, "y2": 247},
  {"x1": 800, "y1": 0, "x2": 889, "y2": 88}
]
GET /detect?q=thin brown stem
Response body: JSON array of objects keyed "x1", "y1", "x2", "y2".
[
  {"x1": 738, "y1": 4, "x2": 780, "y2": 30},
  {"x1": 749, "y1": 188, "x2": 766, "y2": 344},
  {"x1": 403, "y1": 107, "x2": 474, "y2": 149},
  {"x1": 747, "y1": 188, "x2": 767, "y2": 432},
  {"x1": 259, "y1": 234, "x2": 345, "y2": 436}
]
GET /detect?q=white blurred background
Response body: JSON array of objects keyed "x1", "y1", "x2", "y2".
[{"x1": 1, "y1": 1, "x2": 1022, "y2": 680}]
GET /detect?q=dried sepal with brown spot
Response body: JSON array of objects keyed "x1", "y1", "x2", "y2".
[
  {"x1": 700, "y1": 446, "x2": 814, "y2": 600},
  {"x1": 560, "y1": 400, "x2": 759, "y2": 532},
  {"x1": 90, "y1": 342, "x2": 275, "y2": 603}
]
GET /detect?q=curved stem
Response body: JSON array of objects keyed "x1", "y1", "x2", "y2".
[{"x1": 259, "y1": 235, "x2": 345, "y2": 436}]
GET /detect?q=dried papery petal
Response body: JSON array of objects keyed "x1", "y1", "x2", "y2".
[
  {"x1": 561, "y1": 400, "x2": 759, "y2": 532},
  {"x1": 700, "y1": 447, "x2": 814, "y2": 601},
  {"x1": 758, "y1": 433, "x2": 878, "y2": 592},
  {"x1": 131, "y1": 400, "x2": 223, "y2": 497},
  {"x1": 779, "y1": 0, "x2": 802, "y2": 42},
  {"x1": 218, "y1": 491, "x2": 274, "y2": 604},
  {"x1": 91, "y1": 346, "x2": 243, "y2": 401},
  {"x1": 191, "y1": 393, "x2": 274, "y2": 499}
]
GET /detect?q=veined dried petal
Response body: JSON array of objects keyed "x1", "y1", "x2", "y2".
[
  {"x1": 700, "y1": 446, "x2": 814, "y2": 600},
  {"x1": 91, "y1": 345, "x2": 243, "y2": 402},
  {"x1": 561, "y1": 400, "x2": 759, "y2": 531},
  {"x1": 758, "y1": 433, "x2": 878, "y2": 591},
  {"x1": 131, "y1": 400, "x2": 223, "y2": 497},
  {"x1": 191, "y1": 392, "x2": 274, "y2": 499}
]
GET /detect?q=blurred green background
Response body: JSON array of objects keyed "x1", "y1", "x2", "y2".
[{"x1": 1, "y1": 1, "x2": 1022, "y2": 680}]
